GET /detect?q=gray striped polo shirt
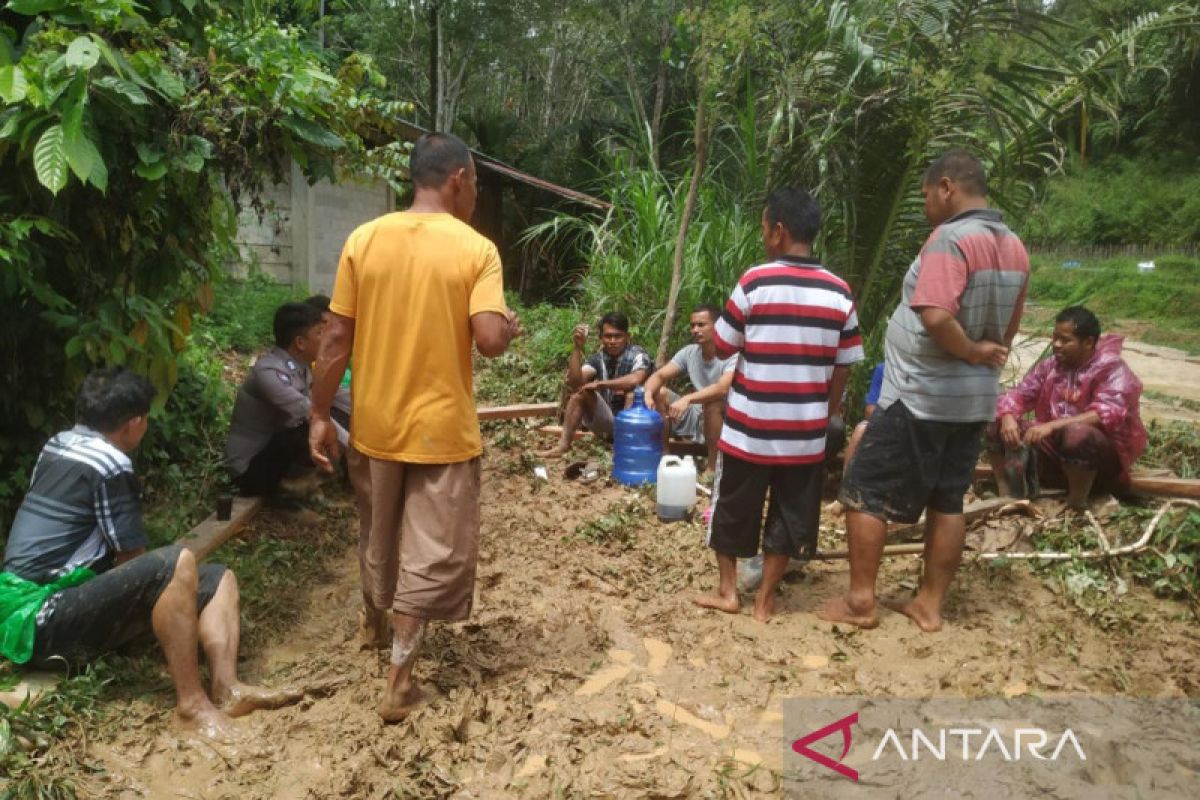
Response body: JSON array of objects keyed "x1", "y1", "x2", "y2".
[{"x1": 878, "y1": 208, "x2": 1029, "y2": 423}]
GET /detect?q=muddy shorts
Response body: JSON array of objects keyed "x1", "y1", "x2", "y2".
[
  {"x1": 349, "y1": 450, "x2": 481, "y2": 621},
  {"x1": 708, "y1": 452, "x2": 823, "y2": 560},
  {"x1": 30, "y1": 545, "x2": 226, "y2": 669},
  {"x1": 839, "y1": 400, "x2": 983, "y2": 524}
]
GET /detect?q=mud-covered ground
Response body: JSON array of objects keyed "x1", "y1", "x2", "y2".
[{"x1": 69, "y1": 424, "x2": 1199, "y2": 799}]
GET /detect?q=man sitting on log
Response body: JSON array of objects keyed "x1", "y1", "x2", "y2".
[
  {"x1": 224, "y1": 301, "x2": 347, "y2": 497},
  {"x1": 642, "y1": 303, "x2": 735, "y2": 473},
  {"x1": 987, "y1": 305, "x2": 1147, "y2": 510},
  {"x1": 538, "y1": 311, "x2": 652, "y2": 459},
  {"x1": 0, "y1": 368, "x2": 299, "y2": 741}
]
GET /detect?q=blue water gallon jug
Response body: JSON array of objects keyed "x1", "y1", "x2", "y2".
[{"x1": 612, "y1": 387, "x2": 663, "y2": 487}]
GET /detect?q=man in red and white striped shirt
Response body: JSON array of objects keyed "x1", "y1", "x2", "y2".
[{"x1": 694, "y1": 187, "x2": 863, "y2": 622}]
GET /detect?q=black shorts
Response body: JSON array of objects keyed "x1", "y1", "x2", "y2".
[
  {"x1": 839, "y1": 401, "x2": 983, "y2": 524},
  {"x1": 30, "y1": 545, "x2": 226, "y2": 669},
  {"x1": 708, "y1": 452, "x2": 823, "y2": 560}
]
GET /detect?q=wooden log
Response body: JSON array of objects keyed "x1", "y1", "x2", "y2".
[
  {"x1": 477, "y1": 402, "x2": 559, "y2": 420},
  {"x1": 975, "y1": 462, "x2": 1200, "y2": 500},
  {"x1": 179, "y1": 496, "x2": 263, "y2": 562}
]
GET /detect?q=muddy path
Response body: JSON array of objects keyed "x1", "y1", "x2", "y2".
[{"x1": 79, "y1": 432, "x2": 1199, "y2": 799}]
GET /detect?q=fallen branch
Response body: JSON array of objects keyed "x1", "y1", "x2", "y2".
[
  {"x1": 179, "y1": 496, "x2": 263, "y2": 561},
  {"x1": 477, "y1": 402, "x2": 559, "y2": 421}
]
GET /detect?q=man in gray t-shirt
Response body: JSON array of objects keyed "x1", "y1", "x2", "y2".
[{"x1": 644, "y1": 304, "x2": 735, "y2": 472}]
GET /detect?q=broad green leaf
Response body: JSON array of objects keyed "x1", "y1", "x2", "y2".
[
  {"x1": 0, "y1": 109, "x2": 20, "y2": 139},
  {"x1": 178, "y1": 149, "x2": 204, "y2": 172},
  {"x1": 0, "y1": 65, "x2": 27, "y2": 104},
  {"x1": 0, "y1": 65, "x2": 25, "y2": 106},
  {"x1": 134, "y1": 160, "x2": 167, "y2": 180},
  {"x1": 281, "y1": 115, "x2": 345, "y2": 150},
  {"x1": 33, "y1": 123, "x2": 67, "y2": 195},
  {"x1": 149, "y1": 67, "x2": 185, "y2": 100},
  {"x1": 59, "y1": 74, "x2": 86, "y2": 140},
  {"x1": 135, "y1": 142, "x2": 163, "y2": 164},
  {"x1": 63, "y1": 130, "x2": 104, "y2": 192},
  {"x1": 64, "y1": 37, "x2": 101, "y2": 71},
  {"x1": 96, "y1": 75, "x2": 149, "y2": 105},
  {"x1": 5, "y1": 0, "x2": 69, "y2": 15}
]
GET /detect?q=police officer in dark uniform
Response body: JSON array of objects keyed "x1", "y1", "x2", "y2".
[{"x1": 224, "y1": 302, "x2": 348, "y2": 496}]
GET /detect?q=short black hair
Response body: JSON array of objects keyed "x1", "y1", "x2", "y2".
[
  {"x1": 76, "y1": 367, "x2": 156, "y2": 433},
  {"x1": 764, "y1": 187, "x2": 821, "y2": 244},
  {"x1": 691, "y1": 303, "x2": 721, "y2": 322},
  {"x1": 1056, "y1": 305, "x2": 1101, "y2": 342},
  {"x1": 305, "y1": 294, "x2": 331, "y2": 313},
  {"x1": 923, "y1": 150, "x2": 988, "y2": 197},
  {"x1": 273, "y1": 301, "x2": 324, "y2": 349},
  {"x1": 410, "y1": 132, "x2": 472, "y2": 189},
  {"x1": 598, "y1": 311, "x2": 630, "y2": 333}
]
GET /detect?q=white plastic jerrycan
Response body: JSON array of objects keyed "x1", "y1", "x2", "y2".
[{"x1": 656, "y1": 455, "x2": 697, "y2": 521}]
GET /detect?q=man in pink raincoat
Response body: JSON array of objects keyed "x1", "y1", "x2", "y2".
[{"x1": 987, "y1": 305, "x2": 1147, "y2": 510}]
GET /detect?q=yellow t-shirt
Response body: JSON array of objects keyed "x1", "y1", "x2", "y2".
[{"x1": 329, "y1": 212, "x2": 507, "y2": 463}]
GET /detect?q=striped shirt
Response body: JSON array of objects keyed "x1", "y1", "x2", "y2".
[
  {"x1": 3, "y1": 427, "x2": 147, "y2": 584},
  {"x1": 879, "y1": 208, "x2": 1029, "y2": 422},
  {"x1": 713, "y1": 256, "x2": 864, "y2": 464}
]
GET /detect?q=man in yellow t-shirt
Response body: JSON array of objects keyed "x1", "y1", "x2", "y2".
[{"x1": 308, "y1": 132, "x2": 520, "y2": 722}]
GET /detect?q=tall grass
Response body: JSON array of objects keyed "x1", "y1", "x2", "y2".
[{"x1": 523, "y1": 159, "x2": 761, "y2": 360}]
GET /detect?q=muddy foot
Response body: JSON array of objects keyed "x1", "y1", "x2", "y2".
[
  {"x1": 535, "y1": 447, "x2": 567, "y2": 460},
  {"x1": 218, "y1": 683, "x2": 304, "y2": 718},
  {"x1": 379, "y1": 683, "x2": 430, "y2": 724},
  {"x1": 691, "y1": 592, "x2": 741, "y2": 614},
  {"x1": 815, "y1": 596, "x2": 880, "y2": 629},
  {"x1": 882, "y1": 597, "x2": 943, "y2": 633},
  {"x1": 175, "y1": 705, "x2": 241, "y2": 743},
  {"x1": 751, "y1": 593, "x2": 777, "y2": 623}
]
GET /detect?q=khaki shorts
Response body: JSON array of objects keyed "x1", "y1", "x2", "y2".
[{"x1": 347, "y1": 448, "x2": 481, "y2": 621}]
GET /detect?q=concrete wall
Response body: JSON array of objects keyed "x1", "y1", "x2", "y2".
[{"x1": 233, "y1": 160, "x2": 396, "y2": 292}]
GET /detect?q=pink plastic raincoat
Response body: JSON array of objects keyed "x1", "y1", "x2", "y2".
[{"x1": 995, "y1": 334, "x2": 1148, "y2": 484}]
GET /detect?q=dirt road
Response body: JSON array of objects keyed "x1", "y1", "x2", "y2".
[{"x1": 80, "y1": 435, "x2": 1199, "y2": 799}]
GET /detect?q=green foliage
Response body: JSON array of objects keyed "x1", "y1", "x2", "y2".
[
  {"x1": 474, "y1": 295, "x2": 580, "y2": 404},
  {"x1": 0, "y1": 1, "x2": 408, "y2": 530},
  {"x1": 1142, "y1": 420, "x2": 1200, "y2": 479},
  {"x1": 200, "y1": 271, "x2": 310, "y2": 354},
  {"x1": 1023, "y1": 156, "x2": 1200, "y2": 246},
  {"x1": 1026, "y1": 254, "x2": 1200, "y2": 351},
  {"x1": 0, "y1": 661, "x2": 111, "y2": 799}
]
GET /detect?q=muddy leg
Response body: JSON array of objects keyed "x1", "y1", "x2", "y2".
[
  {"x1": 989, "y1": 450, "x2": 1013, "y2": 497},
  {"x1": 692, "y1": 553, "x2": 740, "y2": 613},
  {"x1": 752, "y1": 553, "x2": 790, "y2": 622},
  {"x1": 200, "y1": 571, "x2": 301, "y2": 717},
  {"x1": 152, "y1": 549, "x2": 237, "y2": 740},
  {"x1": 816, "y1": 511, "x2": 883, "y2": 628},
  {"x1": 379, "y1": 612, "x2": 428, "y2": 723},
  {"x1": 538, "y1": 391, "x2": 593, "y2": 459},
  {"x1": 702, "y1": 401, "x2": 724, "y2": 474},
  {"x1": 1062, "y1": 465, "x2": 1097, "y2": 511},
  {"x1": 888, "y1": 510, "x2": 963, "y2": 632}
]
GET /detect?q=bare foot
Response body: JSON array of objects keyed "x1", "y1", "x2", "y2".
[
  {"x1": 175, "y1": 704, "x2": 241, "y2": 742},
  {"x1": 217, "y1": 682, "x2": 304, "y2": 717},
  {"x1": 825, "y1": 500, "x2": 844, "y2": 517},
  {"x1": 882, "y1": 596, "x2": 943, "y2": 633},
  {"x1": 691, "y1": 592, "x2": 741, "y2": 614},
  {"x1": 815, "y1": 596, "x2": 880, "y2": 629},
  {"x1": 379, "y1": 683, "x2": 430, "y2": 723},
  {"x1": 751, "y1": 592, "x2": 776, "y2": 623},
  {"x1": 535, "y1": 447, "x2": 567, "y2": 460}
]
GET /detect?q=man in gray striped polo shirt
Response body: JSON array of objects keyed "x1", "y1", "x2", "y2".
[{"x1": 819, "y1": 150, "x2": 1029, "y2": 633}]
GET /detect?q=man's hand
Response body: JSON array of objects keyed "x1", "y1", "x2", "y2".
[
  {"x1": 668, "y1": 395, "x2": 691, "y2": 421},
  {"x1": 1023, "y1": 421, "x2": 1058, "y2": 445},
  {"x1": 999, "y1": 414, "x2": 1022, "y2": 449},
  {"x1": 506, "y1": 310, "x2": 523, "y2": 341},
  {"x1": 578, "y1": 380, "x2": 602, "y2": 394},
  {"x1": 571, "y1": 323, "x2": 589, "y2": 351},
  {"x1": 309, "y1": 416, "x2": 340, "y2": 473},
  {"x1": 969, "y1": 340, "x2": 1009, "y2": 369}
]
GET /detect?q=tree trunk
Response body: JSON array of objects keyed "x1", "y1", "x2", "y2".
[
  {"x1": 650, "y1": 20, "x2": 671, "y2": 168},
  {"x1": 428, "y1": 0, "x2": 441, "y2": 130},
  {"x1": 655, "y1": 98, "x2": 711, "y2": 366}
]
